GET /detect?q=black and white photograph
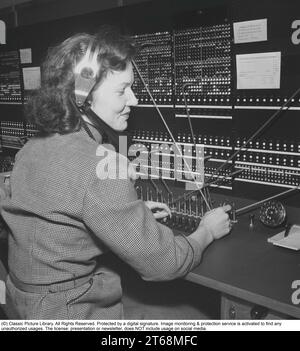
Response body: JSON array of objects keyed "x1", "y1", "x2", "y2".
[{"x1": 0, "y1": 0, "x2": 299, "y2": 333}]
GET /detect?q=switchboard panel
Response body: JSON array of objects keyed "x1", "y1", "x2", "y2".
[{"x1": 0, "y1": 0, "x2": 299, "y2": 210}]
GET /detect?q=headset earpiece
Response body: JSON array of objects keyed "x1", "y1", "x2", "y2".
[{"x1": 74, "y1": 42, "x2": 100, "y2": 107}]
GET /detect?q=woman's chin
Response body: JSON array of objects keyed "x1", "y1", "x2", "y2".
[{"x1": 115, "y1": 121, "x2": 127, "y2": 131}]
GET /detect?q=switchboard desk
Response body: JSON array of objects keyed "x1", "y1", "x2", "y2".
[{"x1": 184, "y1": 217, "x2": 300, "y2": 319}]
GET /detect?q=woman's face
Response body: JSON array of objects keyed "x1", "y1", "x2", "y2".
[{"x1": 91, "y1": 62, "x2": 138, "y2": 131}]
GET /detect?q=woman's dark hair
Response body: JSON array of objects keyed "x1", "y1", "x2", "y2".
[{"x1": 25, "y1": 25, "x2": 136, "y2": 134}]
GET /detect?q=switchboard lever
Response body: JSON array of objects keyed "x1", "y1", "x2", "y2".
[
  {"x1": 284, "y1": 222, "x2": 292, "y2": 238},
  {"x1": 135, "y1": 185, "x2": 142, "y2": 199},
  {"x1": 249, "y1": 214, "x2": 255, "y2": 230},
  {"x1": 160, "y1": 178, "x2": 172, "y2": 195},
  {"x1": 230, "y1": 202, "x2": 238, "y2": 224}
]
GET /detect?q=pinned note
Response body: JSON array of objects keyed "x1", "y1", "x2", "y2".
[
  {"x1": 19, "y1": 48, "x2": 32, "y2": 64},
  {"x1": 0, "y1": 20, "x2": 5, "y2": 44},
  {"x1": 22, "y1": 67, "x2": 41, "y2": 90},
  {"x1": 236, "y1": 52, "x2": 281, "y2": 89},
  {"x1": 233, "y1": 19, "x2": 267, "y2": 44}
]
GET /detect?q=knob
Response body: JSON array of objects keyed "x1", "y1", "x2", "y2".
[
  {"x1": 229, "y1": 306, "x2": 236, "y2": 319},
  {"x1": 250, "y1": 305, "x2": 269, "y2": 319}
]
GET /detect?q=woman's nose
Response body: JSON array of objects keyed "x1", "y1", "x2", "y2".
[{"x1": 127, "y1": 89, "x2": 138, "y2": 106}]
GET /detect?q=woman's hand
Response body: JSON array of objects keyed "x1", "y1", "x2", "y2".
[
  {"x1": 189, "y1": 205, "x2": 232, "y2": 251},
  {"x1": 145, "y1": 201, "x2": 172, "y2": 220},
  {"x1": 199, "y1": 205, "x2": 232, "y2": 240}
]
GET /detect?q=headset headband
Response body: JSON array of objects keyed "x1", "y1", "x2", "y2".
[{"x1": 74, "y1": 41, "x2": 100, "y2": 107}]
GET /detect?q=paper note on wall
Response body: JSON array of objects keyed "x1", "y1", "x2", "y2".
[
  {"x1": 22, "y1": 67, "x2": 41, "y2": 90},
  {"x1": 236, "y1": 52, "x2": 281, "y2": 89},
  {"x1": 19, "y1": 48, "x2": 32, "y2": 64},
  {"x1": 0, "y1": 280, "x2": 5, "y2": 304},
  {"x1": 0, "y1": 20, "x2": 5, "y2": 44},
  {"x1": 233, "y1": 19, "x2": 267, "y2": 44}
]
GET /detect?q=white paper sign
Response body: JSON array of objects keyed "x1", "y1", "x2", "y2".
[
  {"x1": 234, "y1": 19, "x2": 267, "y2": 44},
  {"x1": 0, "y1": 280, "x2": 5, "y2": 304},
  {"x1": 19, "y1": 48, "x2": 32, "y2": 64},
  {"x1": 0, "y1": 20, "x2": 5, "y2": 44},
  {"x1": 22, "y1": 67, "x2": 41, "y2": 90},
  {"x1": 236, "y1": 52, "x2": 281, "y2": 89}
]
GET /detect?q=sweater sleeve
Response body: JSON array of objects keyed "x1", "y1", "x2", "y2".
[{"x1": 82, "y1": 155, "x2": 204, "y2": 281}]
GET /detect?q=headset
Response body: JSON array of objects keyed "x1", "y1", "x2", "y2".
[
  {"x1": 74, "y1": 41, "x2": 100, "y2": 109},
  {"x1": 73, "y1": 40, "x2": 126, "y2": 148}
]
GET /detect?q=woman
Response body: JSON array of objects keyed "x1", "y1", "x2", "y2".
[{"x1": 1, "y1": 26, "x2": 231, "y2": 319}]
